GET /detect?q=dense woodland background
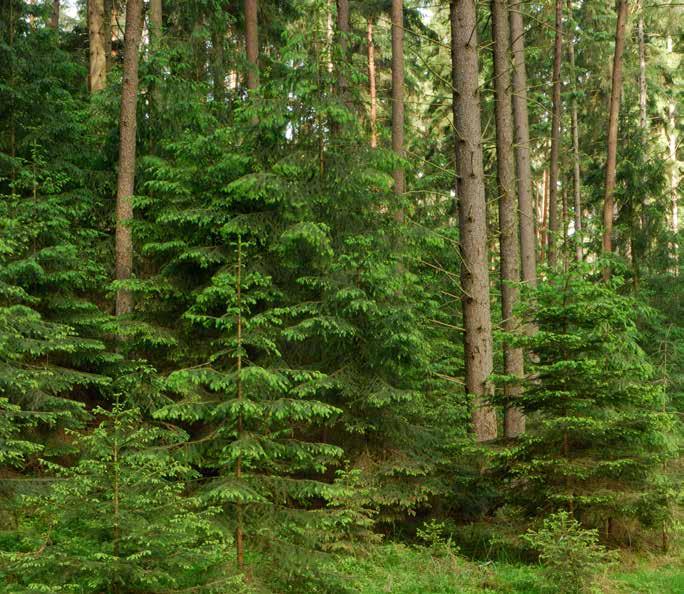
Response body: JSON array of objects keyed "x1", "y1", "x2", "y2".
[{"x1": 0, "y1": 0, "x2": 682, "y2": 592}]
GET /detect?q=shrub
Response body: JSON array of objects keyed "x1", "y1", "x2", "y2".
[{"x1": 522, "y1": 511, "x2": 618, "y2": 594}]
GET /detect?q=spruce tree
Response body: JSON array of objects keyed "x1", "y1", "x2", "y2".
[{"x1": 498, "y1": 268, "x2": 676, "y2": 535}]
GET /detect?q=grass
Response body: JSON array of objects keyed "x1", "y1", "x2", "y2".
[{"x1": 315, "y1": 541, "x2": 683, "y2": 594}]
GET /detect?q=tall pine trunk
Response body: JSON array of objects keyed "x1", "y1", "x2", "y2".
[
  {"x1": 392, "y1": 0, "x2": 405, "y2": 203},
  {"x1": 509, "y1": 0, "x2": 536, "y2": 288},
  {"x1": 245, "y1": 0, "x2": 259, "y2": 91},
  {"x1": 450, "y1": 0, "x2": 497, "y2": 442},
  {"x1": 336, "y1": 0, "x2": 349, "y2": 102},
  {"x1": 567, "y1": 0, "x2": 582, "y2": 262},
  {"x1": 666, "y1": 35, "x2": 679, "y2": 271},
  {"x1": 602, "y1": 0, "x2": 628, "y2": 279},
  {"x1": 88, "y1": 0, "x2": 107, "y2": 92},
  {"x1": 150, "y1": 0, "x2": 162, "y2": 43},
  {"x1": 49, "y1": 0, "x2": 59, "y2": 29},
  {"x1": 547, "y1": 0, "x2": 563, "y2": 267},
  {"x1": 367, "y1": 18, "x2": 378, "y2": 148},
  {"x1": 114, "y1": 0, "x2": 143, "y2": 315},
  {"x1": 638, "y1": 1, "x2": 647, "y2": 131},
  {"x1": 491, "y1": 0, "x2": 524, "y2": 438}
]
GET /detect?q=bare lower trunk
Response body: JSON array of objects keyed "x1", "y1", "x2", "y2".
[
  {"x1": 115, "y1": 0, "x2": 143, "y2": 316},
  {"x1": 88, "y1": 0, "x2": 107, "y2": 92},
  {"x1": 392, "y1": 0, "x2": 405, "y2": 213},
  {"x1": 491, "y1": 0, "x2": 525, "y2": 438},
  {"x1": 602, "y1": 0, "x2": 628, "y2": 279},
  {"x1": 548, "y1": 0, "x2": 563, "y2": 267},
  {"x1": 567, "y1": 0, "x2": 582, "y2": 262},
  {"x1": 336, "y1": 0, "x2": 350, "y2": 101},
  {"x1": 49, "y1": 0, "x2": 59, "y2": 29},
  {"x1": 667, "y1": 36, "x2": 679, "y2": 272},
  {"x1": 149, "y1": 0, "x2": 162, "y2": 43},
  {"x1": 638, "y1": 2, "x2": 647, "y2": 131},
  {"x1": 245, "y1": 0, "x2": 259, "y2": 91},
  {"x1": 451, "y1": 0, "x2": 497, "y2": 442},
  {"x1": 104, "y1": 0, "x2": 113, "y2": 72},
  {"x1": 367, "y1": 19, "x2": 378, "y2": 148},
  {"x1": 509, "y1": 0, "x2": 536, "y2": 288},
  {"x1": 540, "y1": 168, "x2": 549, "y2": 264}
]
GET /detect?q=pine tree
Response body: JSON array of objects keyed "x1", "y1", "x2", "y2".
[
  {"x1": 1, "y1": 405, "x2": 236, "y2": 593},
  {"x1": 498, "y1": 268, "x2": 676, "y2": 535}
]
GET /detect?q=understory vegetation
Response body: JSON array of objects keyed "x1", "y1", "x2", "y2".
[{"x1": 0, "y1": 0, "x2": 681, "y2": 592}]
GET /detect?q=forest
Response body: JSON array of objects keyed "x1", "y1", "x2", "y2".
[{"x1": 0, "y1": 0, "x2": 682, "y2": 592}]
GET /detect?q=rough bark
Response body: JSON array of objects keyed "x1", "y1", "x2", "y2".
[
  {"x1": 666, "y1": 35, "x2": 679, "y2": 270},
  {"x1": 88, "y1": 0, "x2": 107, "y2": 93},
  {"x1": 638, "y1": 2, "x2": 647, "y2": 131},
  {"x1": 149, "y1": 0, "x2": 162, "y2": 44},
  {"x1": 602, "y1": 0, "x2": 628, "y2": 278},
  {"x1": 509, "y1": 0, "x2": 536, "y2": 288},
  {"x1": 336, "y1": 0, "x2": 350, "y2": 100},
  {"x1": 491, "y1": 0, "x2": 525, "y2": 438},
  {"x1": 49, "y1": 0, "x2": 59, "y2": 29},
  {"x1": 451, "y1": 0, "x2": 497, "y2": 442},
  {"x1": 104, "y1": 0, "x2": 113, "y2": 72},
  {"x1": 392, "y1": 0, "x2": 405, "y2": 201},
  {"x1": 115, "y1": 0, "x2": 143, "y2": 316},
  {"x1": 567, "y1": 0, "x2": 582, "y2": 262},
  {"x1": 245, "y1": 0, "x2": 259, "y2": 91},
  {"x1": 548, "y1": 0, "x2": 563, "y2": 267},
  {"x1": 367, "y1": 19, "x2": 378, "y2": 148}
]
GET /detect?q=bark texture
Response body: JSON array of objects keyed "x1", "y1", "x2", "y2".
[
  {"x1": 638, "y1": 2, "x2": 647, "y2": 131},
  {"x1": 392, "y1": 0, "x2": 405, "y2": 199},
  {"x1": 450, "y1": 0, "x2": 497, "y2": 442},
  {"x1": 115, "y1": 0, "x2": 143, "y2": 316},
  {"x1": 602, "y1": 0, "x2": 628, "y2": 277},
  {"x1": 88, "y1": 0, "x2": 107, "y2": 93},
  {"x1": 245, "y1": 0, "x2": 259, "y2": 91},
  {"x1": 367, "y1": 19, "x2": 378, "y2": 148},
  {"x1": 491, "y1": 0, "x2": 525, "y2": 438},
  {"x1": 509, "y1": 0, "x2": 536, "y2": 288},
  {"x1": 666, "y1": 35, "x2": 679, "y2": 270},
  {"x1": 336, "y1": 0, "x2": 350, "y2": 100},
  {"x1": 49, "y1": 0, "x2": 59, "y2": 29},
  {"x1": 547, "y1": 0, "x2": 563, "y2": 267},
  {"x1": 150, "y1": 0, "x2": 162, "y2": 44},
  {"x1": 567, "y1": 0, "x2": 582, "y2": 262}
]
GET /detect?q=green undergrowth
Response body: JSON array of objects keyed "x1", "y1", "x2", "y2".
[{"x1": 280, "y1": 542, "x2": 684, "y2": 594}]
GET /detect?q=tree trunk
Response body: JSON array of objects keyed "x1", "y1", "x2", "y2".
[
  {"x1": 88, "y1": 0, "x2": 107, "y2": 93},
  {"x1": 491, "y1": 0, "x2": 525, "y2": 438},
  {"x1": 567, "y1": 0, "x2": 582, "y2": 262},
  {"x1": 245, "y1": 0, "x2": 259, "y2": 91},
  {"x1": 666, "y1": 35, "x2": 679, "y2": 271},
  {"x1": 638, "y1": 2, "x2": 647, "y2": 131},
  {"x1": 540, "y1": 168, "x2": 549, "y2": 264},
  {"x1": 104, "y1": 0, "x2": 113, "y2": 72},
  {"x1": 367, "y1": 19, "x2": 378, "y2": 149},
  {"x1": 115, "y1": 0, "x2": 143, "y2": 316},
  {"x1": 451, "y1": 0, "x2": 497, "y2": 442},
  {"x1": 49, "y1": 0, "x2": 59, "y2": 29},
  {"x1": 336, "y1": 0, "x2": 350, "y2": 101},
  {"x1": 392, "y1": 0, "x2": 405, "y2": 204},
  {"x1": 150, "y1": 0, "x2": 162, "y2": 44},
  {"x1": 547, "y1": 0, "x2": 563, "y2": 267},
  {"x1": 509, "y1": 0, "x2": 536, "y2": 288},
  {"x1": 602, "y1": 0, "x2": 628, "y2": 279}
]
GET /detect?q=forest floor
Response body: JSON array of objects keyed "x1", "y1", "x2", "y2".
[{"x1": 322, "y1": 542, "x2": 684, "y2": 594}]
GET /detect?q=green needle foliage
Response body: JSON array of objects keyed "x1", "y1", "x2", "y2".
[
  {"x1": 498, "y1": 267, "x2": 677, "y2": 533},
  {"x1": 1, "y1": 405, "x2": 236, "y2": 593}
]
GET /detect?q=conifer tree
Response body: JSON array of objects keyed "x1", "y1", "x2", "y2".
[
  {"x1": 500, "y1": 269, "x2": 676, "y2": 534},
  {"x1": 450, "y1": 0, "x2": 497, "y2": 441},
  {"x1": 1, "y1": 406, "x2": 235, "y2": 593}
]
